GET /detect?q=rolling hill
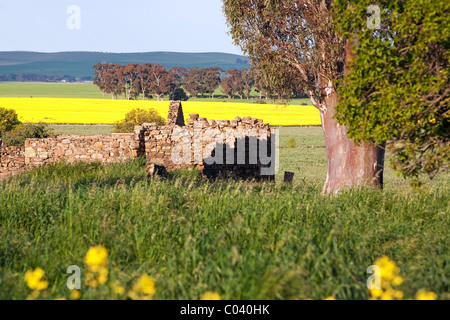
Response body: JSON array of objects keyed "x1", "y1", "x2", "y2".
[{"x1": 0, "y1": 51, "x2": 250, "y2": 80}]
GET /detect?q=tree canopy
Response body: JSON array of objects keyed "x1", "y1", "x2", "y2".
[{"x1": 334, "y1": 0, "x2": 449, "y2": 182}]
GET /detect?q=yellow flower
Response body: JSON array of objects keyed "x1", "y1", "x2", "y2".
[
  {"x1": 374, "y1": 256, "x2": 400, "y2": 284},
  {"x1": 393, "y1": 290, "x2": 404, "y2": 300},
  {"x1": 24, "y1": 268, "x2": 48, "y2": 291},
  {"x1": 369, "y1": 256, "x2": 404, "y2": 300},
  {"x1": 97, "y1": 266, "x2": 109, "y2": 285},
  {"x1": 129, "y1": 274, "x2": 156, "y2": 300},
  {"x1": 323, "y1": 296, "x2": 336, "y2": 300},
  {"x1": 392, "y1": 276, "x2": 403, "y2": 286},
  {"x1": 55, "y1": 297, "x2": 67, "y2": 300},
  {"x1": 85, "y1": 272, "x2": 99, "y2": 288},
  {"x1": 84, "y1": 245, "x2": 108, "y2": 272},
  {"x1": 70, "y1": 290, "x2": 82, "y2": 300},
  {"x1": 416, "y1": 289, "x2": 437, "y2": 300},
  {"x1": 201, "y1": 291, "x2": 221, "y2": 300},
  {"x1": 369, "y1": 288, "x2": 383, "y2": 298},
  {"x1": 111, "y1": 282, "x2": 125, "y2": 295}
]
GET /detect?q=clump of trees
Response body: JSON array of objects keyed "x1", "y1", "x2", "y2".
[
  {"x1": 93, "y1": 62, "x2": 305, "y2": 101},
  {"x1": 93, "y1": 63, "x2": 184, "y2": 101},
  {"x1": 183, "y1": 67, "x2": 222, "y2": 98}
]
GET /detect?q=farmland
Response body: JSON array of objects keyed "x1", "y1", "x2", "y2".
[{"x1": 0, "y1": 97, "x2": 320, "y2": 126}]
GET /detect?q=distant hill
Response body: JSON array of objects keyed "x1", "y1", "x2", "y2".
[{"x1": 0, "y1": 51, "x2": 250, "y2": 80}]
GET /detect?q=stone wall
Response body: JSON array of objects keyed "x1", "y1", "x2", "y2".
[
  {"x1": 0, "y1": 139, "x2": 26, "y2": 179},
  {"x1": 0, "y1": 101, "x2": 276, "y2": 181},
  {"x1": 137, "y1": 101, "x2": 275, "y2": 181},
  {"x1": 24, "y1": 134, "x2": 138, "y2": 167}
]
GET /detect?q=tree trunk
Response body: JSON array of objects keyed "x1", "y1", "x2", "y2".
[{"x1": 319, "y1": 90, "x2": 385, "y2": 194}]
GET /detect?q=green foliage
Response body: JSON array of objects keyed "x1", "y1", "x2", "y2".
[
  {"x1": 0, "y1": 107, "x2": 21, "y2": 136},
  {"x1": 333, "y1": 0, "x2": 449, "y2": 182},
  {"x1": 286, "y1": 137, "x2": 297, "y2": 148},
  {"x1": 1, "y1": 123, "x2": 54, "y2": 147},
  {"x1": 170, "y1": 88, "x2": 189, "y2": 101},
  {"x1": 113, "y1": 108, "x2": 166, "y2": 133}
]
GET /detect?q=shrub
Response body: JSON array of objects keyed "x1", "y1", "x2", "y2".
[
  {"x1": 286, "y1": 137, "x2": 297, "y2": 148},
  {"x1": 113, "y1": 108, "x2": 166, "y2": 133},
  {"x1": 2, "y1": 123, "x2": 54, "y2": 147},
  {"x1": 0, "y1": 107, "x2": 21, "y2": 136},
  {"x1": 170, "y1": 88, "x2": 188, "y2": 101},
  {"x1": 253, "y1": 99, "x2": 267, "y2": 104}
]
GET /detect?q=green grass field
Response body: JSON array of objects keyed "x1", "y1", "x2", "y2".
[
  {"x1": 0, "y1": 126, "x2": 448, "y2": 300},
  {"x1": 0, "y1": 82, "x2": 311, "y2": 105}
]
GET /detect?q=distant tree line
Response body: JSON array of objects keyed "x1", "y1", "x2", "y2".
[
  {"x1": 0, "y1": 74, "x2": 92, "y2": 82},
  {"x1": 93, "y1": 63, "x2": 306, "y2": 101}
]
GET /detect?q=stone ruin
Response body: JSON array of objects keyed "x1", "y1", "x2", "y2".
[{"x1": 0, "y1": 101, "x2": 276, "y2": 181}]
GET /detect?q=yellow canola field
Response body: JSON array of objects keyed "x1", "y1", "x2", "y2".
[{"x1": 0, "y1": 98, "x2": 321, "y2": 126}]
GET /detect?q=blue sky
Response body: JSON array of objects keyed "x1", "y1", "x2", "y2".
[{"x1": 0, "y1": 0, "x2": 242, "y2": 54}]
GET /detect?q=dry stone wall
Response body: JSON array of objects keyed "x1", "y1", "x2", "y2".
[
  {"x1": 0, "y1": 139, "x2": 26, "y2": 179},
  {"x1": 24, "y1": 134, "x2": 137, "y2": 167},
  {"x1": 137, "y1": 101, "x2": 275, "y2": 181},
  {"x1": 0, "y1": 101, "x2": 275, "y2": 181}
]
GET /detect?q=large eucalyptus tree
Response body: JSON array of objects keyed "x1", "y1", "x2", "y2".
[{"x1": 223, "y1": 0, "x2": 385, "y2": 193}]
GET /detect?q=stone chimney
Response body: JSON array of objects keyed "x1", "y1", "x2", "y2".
[{"x1": 167, "y1": 101, "x2": 185, "y2": 126}]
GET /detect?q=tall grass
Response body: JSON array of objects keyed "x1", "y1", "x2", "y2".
[{"x1": 0, "y1": 158, "x2": 448, "y2": 300}]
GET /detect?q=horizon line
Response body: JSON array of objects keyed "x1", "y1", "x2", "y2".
[{"x1": 0, "y1": 50, "x2": 247, "y2": 56}]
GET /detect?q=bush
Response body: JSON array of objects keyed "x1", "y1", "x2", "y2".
[
  {"x1": 0, "y1": 107, "x2": 21, "y2": 136},
  {"x1": 2, "y1": 123, "x2": 54, "y2": 147},
  {"x1": 170, "y1": 88, "x2": 189, "y2": 101},
  {"x1": 286, "y1": 137, "x2": 297, "y2": 148},
  {"x1": 113, "y1": 108, "x2": 166, "y2": 133},
  {"x1": 253, "y1": 99, "x2": 267, "y2": 104}
]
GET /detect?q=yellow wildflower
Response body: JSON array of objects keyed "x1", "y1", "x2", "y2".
[
  {"x1": 70, "y1": 290, "x2": 82, "y2": 300},
  {"x1": 97, "y1": 266, "x2": 109, "y2": 285},
  {"x1": 374, "y1": 256, "x2": 400, "y2": 285},
  {"x1": 369, "y1": 288, "x2": 383, "y2": 298},
  {"x1": 111, "y1": 282, "x2": 125, "y2": 295},
  {"x1": 392, "y1": 276, "x2": 403, "y2": 286},
  {"x1": 24, "y1": 268, "x2": 48, "y2": 291},
  {"x1": 416, "y1": 289, "x2": 437, "y2": 300},
  {"x1": 201, "y1": 291, "x2": 222, "y2": 300},
  {"x1": 84, "y1": 245, "x2": 108, "y2": 272},
  {"x1": 128, "y1": 274, "x2": 156, "y2": 300},
  {"x1": 323, "y1": 296, "x2": 336, "y2": 300},
  {"x1": 369, "y1": 256, "x2": 404, "y2": 300}
]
